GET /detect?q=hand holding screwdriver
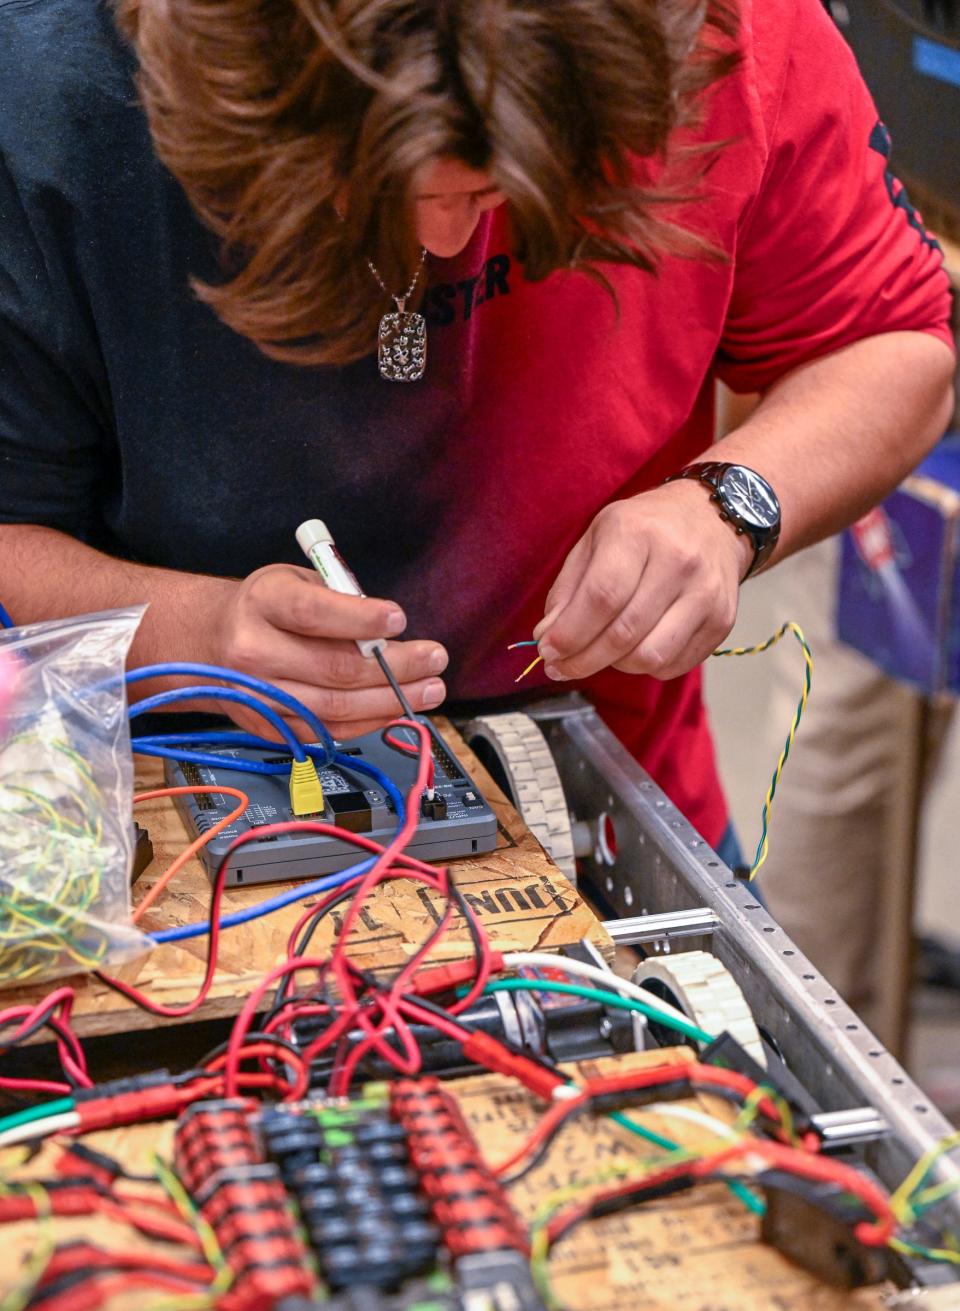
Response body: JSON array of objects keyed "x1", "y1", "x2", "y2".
[
  {"x1": 203, "y1": 533, "x2": 448, "y2": 741},
  {"x1": 296, "y1": 519, "x2": 418, "y2": 720}
]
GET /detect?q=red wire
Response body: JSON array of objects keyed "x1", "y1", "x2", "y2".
[
  {"x1": 0, "y1": 987, "x2": 91, "y2": 1090},
  {"x1": 545, "y1": 1138, "x2": 896, "y2": 1249},
  {"x1": 0, "y1": 1075, "x2": 73, "y2": 1095},
  {"x1": 256, "y1": 719, "x2": 468, "y2": 1096},
  {"x1": 326, "y1": 720, "x2": 444, "y2": 1093},
  {"x1": 690, "y1": 1138, "x2": 896, "y2": 1245},
  {"x1": 208, "y1": 717, "x2": 488, "y2": 1096},
  {"x1": 332, "y1": 893, "x2": 457, "y2": 1093},
  {"x1": 491, "y1": 1061, "x2": 791, "y2": 1178},
  {"x1": 285, "y1": 879, "x2": 364, "y2": 958},
  {"x1": 222, "y1": 956, "x2": 332, "y2": 1098},
  {"x1": 95, "y1": 840, "x2": 233, "y2": 1017},
  {"x1": 382, "y1": 724, "x2": 436, "y2": 791},
  {"x1": 204, "y1": 1041, "x2": 309, "y2": 1100},
  {"x1": 38, "y1": 1244, "x2": 213, "y2": 1284},
  {"x1": 31, "y1": 1270, "x2": 211, "y2": 1311}
]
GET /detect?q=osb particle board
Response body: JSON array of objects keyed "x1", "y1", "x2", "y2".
[
  {"x1": 3, "y1": 1050, "x2": 894, "y2": 1311},
  {"x1": 6, "y1": 718, "x2": 611, "y2": 1040},
  {"x1": 452, "y1": 1051, "x2": 894, "y2": 1311}
]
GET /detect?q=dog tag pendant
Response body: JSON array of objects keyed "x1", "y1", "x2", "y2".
[{"x1": 377, "y1": 297, "x2": 427, "y2": 382}]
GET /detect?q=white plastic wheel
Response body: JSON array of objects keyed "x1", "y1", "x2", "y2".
[
  {"x1": 632, "y1": 949, "x2": 766, "y2": 1067},
  {"x1": 464, "y1": 712, "x2": 577, "y2": 881}
]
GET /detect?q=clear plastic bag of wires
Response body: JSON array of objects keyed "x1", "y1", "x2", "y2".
[{"x1": 0, "y1": 607, "x2": 150, "y2": 988}]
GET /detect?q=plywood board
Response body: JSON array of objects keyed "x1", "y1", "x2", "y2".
[
  {"x1": 3, "y1": 1050, "x2": 894, "y2": 1311},
  {"x1": 5, "y1": 719, "x2": 611, "y2": 1040},
  {"x1": 453, "y1": 1052, "x2": 894, "y2": 1311}
]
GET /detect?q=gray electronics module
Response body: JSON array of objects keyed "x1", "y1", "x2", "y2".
[{"x1": 163, "y1": 718, "x2": 498, "y2": 887}]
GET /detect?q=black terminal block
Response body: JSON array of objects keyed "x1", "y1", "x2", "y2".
[
  {"x1": 131, "y1": 821, "x2": 154, "y2": 885},
  {"x1": 261, "y1": 1106, "x2": 441, "y2": 1295},
  {"x1": 420, "y1": 793, "x2": 448, "y2": 822},
  {"x1": 700, "y1": 1030, "x2": 819, "y2": 1130},
  {"x1": 761, "y1": 1171, "x2": 890, "y2": 1288}
]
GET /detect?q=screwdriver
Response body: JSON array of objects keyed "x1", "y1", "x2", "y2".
[{"x1": 295, "y1": 519, "x2": 418, "y2": 722}]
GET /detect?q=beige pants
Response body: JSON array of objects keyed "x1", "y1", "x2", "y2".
[{"x1": 758, "y1": 538, "x2": 951, "y2": 1041}]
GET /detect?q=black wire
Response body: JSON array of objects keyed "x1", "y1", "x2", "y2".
[
  {"x1": 192, "y1": 1029, "x2": 306, "y2": 1077},
  {"x1": 27, "y1": 1262, "x2": 210, "y2": 1310},
  {"x1": 266, "y1": 860, "x2": 483, "y2": 1029},
  {"x1": 261, "y1": 882, "x2": 364, "y2": 1034},
  {"x1": 501, "y1": 1078, "x2": 786, "y2": 1189},
  {"x1": 0, "y1": 1009, "x2": 88, "y2": 1090},
  {"x1": 500, "y1": 1099, "x2": 596, "y2": 1187},
  {"x1": 253, "y1": 803, "x2": 489, "y2": 1092},
  {"x1": 549, "y1": 1174, "x2": 698, "y2": 1251},
  {"x1": 57, "y1": 1141, "x2": 156, "y2": 1183},
  {"x1": 450, "y1": 877, "x2": 484, "y2": 981}
]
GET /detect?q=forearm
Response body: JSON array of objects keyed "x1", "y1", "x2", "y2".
[
  {"x1": 0, "y1": 523, "x2": 235, "y2": 667},
  {"x1": 706, "y1": 331, "x2": 956, "y2": 564}
]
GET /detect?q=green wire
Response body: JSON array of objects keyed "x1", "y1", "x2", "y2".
[
  {"x1": 0, "y1": 1098, "x2": 75, "y2": 1136},
  {"x1": 480, "y1": 980, "x2": 764, "y2": 1215},
  {"x1": 607, "y1": 1111, "x2": 765, "y2": 1215},
  {"x1": 480, "y1": 978, "x2": 715, "y2": 1045}
]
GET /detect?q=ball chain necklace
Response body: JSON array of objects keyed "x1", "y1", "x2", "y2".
[{"x1": 366, "y1": 247, "x2": 428, "y2": 381}]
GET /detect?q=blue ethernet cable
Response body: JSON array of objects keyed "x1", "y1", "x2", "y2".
[
  {"x1": 129, "y1": 686, "x2": 306, "y2": 762},
  {"x1": 124, "y1": 662, "x2": 336, "y2": 760},
  {"x1": 0, "y1": 601, "x2": 14, "y2": 630},
  {"x1": 131, "y1": 734, "x2": 306, "y2": 770},
  {"x1": 129, "y1": 731, "x2": 335, "y2": 775}
]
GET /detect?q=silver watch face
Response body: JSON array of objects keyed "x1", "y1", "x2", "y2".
[{"x1": 719, "y1": 466, "x2": 780, "y2": 530}]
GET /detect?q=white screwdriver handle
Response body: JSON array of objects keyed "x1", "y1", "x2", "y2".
[{"x1": 296, "y1": 519, "x2": 385, "y2": 658}]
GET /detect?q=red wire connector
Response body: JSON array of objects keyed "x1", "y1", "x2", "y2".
[
  {"x1": 460, "y1": 1030, "x2": 565, "y2": 1101},
  {"x1": 74, "y1": 1073, "x2": 187, "y2": 1133},
  {"x1": 391, "y1": 1078, "x2": 529, "y2": 1259},
  {"x1": 173, "y1": 1099, "x2": 320, "y2": 1311},
  {"x1": 408, "y1": 955, "x2": 505, "y2": 996}
]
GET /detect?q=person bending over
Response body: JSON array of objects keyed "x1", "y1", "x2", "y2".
[{"x1": 0, "y1": 0, "x2": 953, "y2": 856}]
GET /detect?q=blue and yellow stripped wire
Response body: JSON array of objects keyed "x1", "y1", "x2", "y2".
[{"x1": 511, "y1": 620, "x2": 813, "y2": 879}]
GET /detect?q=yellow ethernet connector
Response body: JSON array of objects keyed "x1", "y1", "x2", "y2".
[{"x1": 289, "y1": 757, "x2": 325, "y2": 817}]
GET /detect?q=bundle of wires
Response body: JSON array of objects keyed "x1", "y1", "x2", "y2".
[
  {"x1": 124, "y1": 662, "x2": 413, "y2": 951},
  {"x1": 0, "y1": 732, "x2": 119, "y2": 984},
  {"x1": 0, "y1": 1146, "x2": 229, "y2": 1311},
  {"x1": 216, "y1": 717, "x2": 499, "y2": 1099},
  {"x1": 525, "y1": 1129, "x2": 894, "y2": 1311}
]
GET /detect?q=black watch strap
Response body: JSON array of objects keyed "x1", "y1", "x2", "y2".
[{"x1": 664, "y1": 462, "x2": 779, "y2": 579}]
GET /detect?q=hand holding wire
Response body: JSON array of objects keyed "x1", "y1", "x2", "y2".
[{"x1": 532, "y1": 484, "x2": 744, "y2": 684}]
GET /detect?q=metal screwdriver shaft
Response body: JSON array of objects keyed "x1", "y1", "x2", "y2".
[{"x1": 374, "y1": 646, "x2": 417, "y2": 721}]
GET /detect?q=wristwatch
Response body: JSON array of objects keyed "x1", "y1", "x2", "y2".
[{"x1": 664, "y1": 461, "x2": 781, "y2": 579}]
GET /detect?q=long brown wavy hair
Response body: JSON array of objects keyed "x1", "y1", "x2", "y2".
[{"x1": 117, "y1": 0, "x2": 740, "y2": 365}]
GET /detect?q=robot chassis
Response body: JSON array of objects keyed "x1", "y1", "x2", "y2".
[{"x1": 459, "y1": 694, "x2": 960, "y2": 1304}]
